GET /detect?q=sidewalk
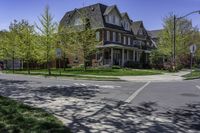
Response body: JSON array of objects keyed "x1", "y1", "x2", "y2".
[{"x1": 119, "y1": 70, "x2": 191, "y2": 82}]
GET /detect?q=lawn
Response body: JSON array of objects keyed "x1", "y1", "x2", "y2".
[
  {"x1": 4, "y1": 68, "x2": 163, "y2": 77},
  {"x1": 183, "y1": 69, "x2": 200, "y2": 80},
  {"x1": 0, "y1": 96, "x2": 71, "y2": 133}
]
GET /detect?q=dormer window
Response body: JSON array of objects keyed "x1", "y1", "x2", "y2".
[
  {"x1": 109, "y1": 15, "x2": 112, "y2": 23},
  {"x1": 105, "y1": 16, "x2": 109, "y2": 22},
  {"x1": 122, "y1": 20, "x2": 130, "y2": 31},
  {"x1": 125, "y1": 22, "x2": 130, "y2": 31},
  {"x1": 105, "y1": 13, "x2": 120, "y2": 25},
  {"x1": 74, "y1": 18, "x2": 82, "y2": 26},
  {"x1": 112, "y1": 15, "x2": 116, "y2": 24},
  {"x1": 138, "y1": 29, "x2": 143, "y2": 35}
]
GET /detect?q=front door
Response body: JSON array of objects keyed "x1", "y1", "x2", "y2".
[{"x1": 113, "y1": 49, "x2": 121, "y2": 66}]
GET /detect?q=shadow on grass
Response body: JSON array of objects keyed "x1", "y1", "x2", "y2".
[{"x1": 0, "y1": 96, "x2": 71, "y2": 133}]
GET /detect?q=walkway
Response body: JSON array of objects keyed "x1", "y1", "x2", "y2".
[{"x1": 120, "y1": 70, "x2": 190, "y2": 82}]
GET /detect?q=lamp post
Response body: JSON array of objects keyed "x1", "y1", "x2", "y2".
[{"x1": 173, "y1": 10, "x2": 200, "y2": 70}]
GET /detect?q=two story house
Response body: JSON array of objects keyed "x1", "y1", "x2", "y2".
[{"x1": 60, "y1": 3, "x2": 154, "y2": 67}]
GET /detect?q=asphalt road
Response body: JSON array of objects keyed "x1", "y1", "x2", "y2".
[{"x1": 0, "y1": 73, "x2": 200, "y2": 133}]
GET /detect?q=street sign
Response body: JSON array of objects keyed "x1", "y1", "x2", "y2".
[
  {"x1": 189, "y1": 44, "x2": 197, "y2": 54},
  {"x1": 56, "y1": 48, "x2": 62, "y2": 58}
]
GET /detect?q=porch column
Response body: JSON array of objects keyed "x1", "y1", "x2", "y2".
[
  {"x1": 135, "y1": 51, "x2": 138, "y2": 62},
  {"x1": 133, "y1": 49, "x2": 135, "y2": 62},
  {"x1": 122, "y1": 48, "x2": 124, "y2": 66},
  {"x1": 127, "y1": 50, "x2": 129, "y2": 61},
  {"x1": 145, "y1": 52, "x2": 148, "y2": 63},
  {"x1": 137, "y1": 52, "x2": 140, "y2": 62},
  {"x1": 111, "y1": 48, "x2": 113, "y2": 66}
]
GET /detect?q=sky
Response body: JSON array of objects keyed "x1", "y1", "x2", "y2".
[{"x1": 0, "y1": 0, "x2": 200, "y2": 31}]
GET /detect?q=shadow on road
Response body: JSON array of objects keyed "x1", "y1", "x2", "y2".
[{"x1": 0, "y1": 79, "x2": 200, "y2": 133}]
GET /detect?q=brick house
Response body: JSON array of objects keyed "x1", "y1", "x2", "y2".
[{"x1": 60, "y1": 3, "x2": 156, "y2": 67}]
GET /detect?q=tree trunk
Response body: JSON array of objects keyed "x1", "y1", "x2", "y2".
[
  {"x1": 27, "y1": 60, "x2": 30, "y2": 74},
  {"x1": 12, "y1": 51, "x2": 15, "y2": 73},
  {"x1": 64, "y1": 52, "x2": 66, "y2": 71},
  {"x1": 5, "y1": 60, "x2": 8, "y2": 72},
  {"x1": 47, "y1": 46, "x2": 51, "y2": 76},
  {"x1": 84, "y1": 60, "x2": 87, "y2": 71}
]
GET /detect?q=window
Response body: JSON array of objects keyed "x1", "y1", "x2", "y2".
[
  {"x1": 74, "y1": 18, "x2": 82, "y2": 25},
  {"x1": 139, "y1": 29, "x2": 143, "y2": 35},
  {"x1": 96, "y1": 31, "x2": 100, "y2": 41},
  {"x1": 127, "y1": 23, "x2": 130, "y2": 30},
  {"x1": 112, "y1": 15, "x2": 115, "y2": 24},
  {"x1": 109, "y1": 15, "x2": 112, "y2": 23},
  {"x1": 106, "y1": 31, "x2": 110, "y2": 41},
  {"x1": 113, "y1": 32, "x2": 116, "y2": 42},
  {"x1": 133, "y1": 40, "x2": 138, "y2": 46},
  {"x1": 122, "y1": 21, "x2": 124, "y2": 27},
  {"x1": 118, "y1": 33, "x2": 121, "y2": 43},
  {"x1": 105, "y1": 16, "x2": 109, "y2": 23},
  {"x1": 128, "y1": 37, "x2": 131, "y2": 45},
  {"x1": 116, "y1": 17, "x2": 119, "y2": 25},
  {"x1": 125, "y1": 22, "x2": 130, "y2": 30},
  {"x1": 123, "y1": 36, "x2": 126, "y2": 45}
]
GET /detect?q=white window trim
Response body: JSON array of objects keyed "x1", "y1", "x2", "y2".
[
  {"x1": 123, "y1": 36, "x2": 126, "y2": 45},
  {"x1": 96, "y1": 31, "x2": 100, "y2": 41},
  {"x1": 128, "y1": 37, "x2": 131, "y2": 45},
  {"x1": 118, "y1": 33, "x2": 121, "y2": 43},
  {"x1": 106, "y1": 31, "x2": 110, "y2": 41},
  {"x1": 113, "y1": 32, "x2": 116, "y2": 42}
]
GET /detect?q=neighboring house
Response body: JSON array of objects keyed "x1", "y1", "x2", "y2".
[
  {"x1": 148, "y1": 29, "x2": 163, "y2": 48},
  {"x1": 60, "y1": 3, "x2": 155, "y2": 67}
]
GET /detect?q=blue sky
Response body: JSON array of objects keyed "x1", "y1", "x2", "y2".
[{"x1": 0, "y1": 0, "x2": 200, "y2": 31}]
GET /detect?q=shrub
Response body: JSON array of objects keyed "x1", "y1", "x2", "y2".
[
  {"x1": 112, "y1": 65, "x2": 121, "y2": 69},
  {"x1": 124, "y1": 61, "x2": 141, "y2": 69}
]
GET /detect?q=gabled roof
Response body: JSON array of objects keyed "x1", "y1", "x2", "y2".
[
  {"x1": 60, "y1": 3, "x2": 133, "y2": 34},
  {"x1": 121, "y1": 13, "x2": 126, "y2": 17},
  {"x1": 60, "y1": 3, "x2": 107, "y2": 29},
  {"x1": 103, "y1": 5, "x2": 121, "y2": 18},
  {"x1": 148, "y1": 29, "x2": 163, "y2": 38},
  {"x1": 121, "y1": 12, "x2": 132, "y2": 23},
  {"x1": 131, "y1": 21, "x2": 143, "y2": 35},
  {"x1": 121, "y1": 12, "x2": 130, "y2": 19}
]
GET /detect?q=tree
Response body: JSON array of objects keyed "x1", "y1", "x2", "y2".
[
  {"x1": 151, "y1": 14, "x2": 199, "y2": 70},
  {"x1": 16, "y1": 20, "x2": 36, "y2": 74},
  {"x1": 58, "y1": 26, "x2": 77, "y2": 70},
  {"x1": 0, "y1": 31, "x2": 8, "y2": 69},
  {"x1": 76, "y1": 29, "x2": 98, "y2": 70},
  {"x1": 73, "y1": 11, "x2": 100, "y2": 70},
  {"x1": 36, "y1": 5, "x2": 57, "y2": 75},
  {"x1": 6, "y1": 20, "x2": 22, "y2": 73}
]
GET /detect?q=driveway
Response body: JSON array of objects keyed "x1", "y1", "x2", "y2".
[{"x1": 0, "y1": 73, "x2": 200, "y2": 133}]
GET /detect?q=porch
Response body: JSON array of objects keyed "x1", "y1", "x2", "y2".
[{"x1": 96, "y1": 44, "x2": 150, "y2": 67}]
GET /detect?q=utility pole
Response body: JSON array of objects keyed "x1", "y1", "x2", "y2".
[{"x1": 173, "y1": 15, "x2": 176, "y2": 71}]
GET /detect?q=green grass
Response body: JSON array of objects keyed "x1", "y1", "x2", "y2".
[
  {"x1": 0, "y1": 96, "x2": 71, "y2": 133},
  {"x1": 183, "y1": 69, "x2": 200, "y2": 80},
  {"x1": 4, "y1": 68, "x2": 162, "y2": 77}
]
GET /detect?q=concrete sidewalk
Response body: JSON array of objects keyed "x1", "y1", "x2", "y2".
[{"x1": 120, "y1": 70, "x2": 190, "y2": 82}]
